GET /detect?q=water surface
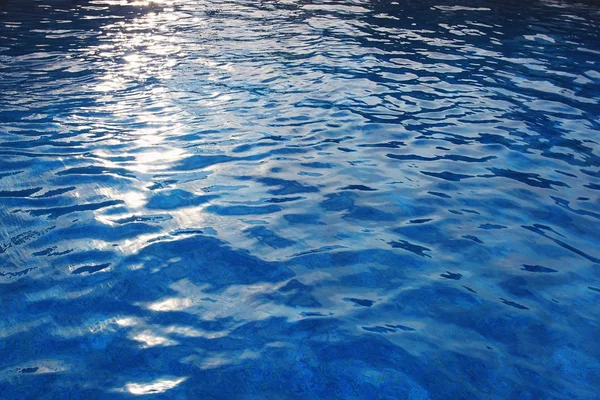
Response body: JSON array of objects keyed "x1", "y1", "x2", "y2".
[{"x1": 1, "y1": 0, "x2": 600, "y2": 398}]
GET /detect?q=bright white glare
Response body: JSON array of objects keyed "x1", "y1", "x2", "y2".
[
  {"x1": 132, "y1": 330, "x2": 179, "y2": 347},
  {"x1": 115, "y1": 317, "x2": 142, "y2": 327},
  {"x1": 92, "y1": 0, "x2": 176, "y2": 6},
  {"x1": 121, "y1": 191, "x2": 147, "y2": 208},
  {"x1": 147, "y1": 297, "x2": 194, "y2": 311},
  {"x1": 123, "y1": 377, "x2": 187, "y2": 395},
  {"x1": 131, "y1": 149, "x2": 186, "y2": 173}
]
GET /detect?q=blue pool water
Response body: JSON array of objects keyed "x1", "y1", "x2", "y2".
[{"x1": 1, "y1": 0, "x2": 600, "y2": 398}]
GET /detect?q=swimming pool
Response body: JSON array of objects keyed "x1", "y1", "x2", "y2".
[{"x1": 1, "y1": 0, "x2": 599, "y2": 398}]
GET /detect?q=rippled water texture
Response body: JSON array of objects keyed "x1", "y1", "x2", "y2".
[{"x1": 1, "y1": 0, "x2": 599, "y2": 398}]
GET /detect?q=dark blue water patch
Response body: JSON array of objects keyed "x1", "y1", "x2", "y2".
[
  {"x1": 358, "y1": 141, "x2": 406, "y2": 149},
  {"x1": 1, "y1": 225, "x2": 56, "y2": 254},
  {"x1": 261, "y1": 290, "x2": 322, "y2": 308},
  {"x1": 18, "y1": 367, "x2": 39, "y2": 374},
  {"x1": 34, "y1": 186, "x2": 76, "y2": 198},
  {"x1": 0, "y1": 170, "x2": 24, "y2": 180},
  {"x1": 408, "y1": 218, "x2": 433, "y2": 224},
  {"x1": 71, "y1": 263, "x2": 111, "y2": 275},
  {"x1": 427, "y1": 191, "x2": 451, "y2": 198},
  {"x1": 27, "y1": 200, "x2": 124, "y2": 219},
  {"x1": 363, "y1": 324, "x2": 416, "y2": 334},
  {"x1": 257, "y1": 279, "x2": 322, "y2": 308},
  {"x1": 283, "y1": 213, "x2": 324, "y2": 225},
  {"x1": 478, "y1": 223, "x2": 508, "y2": 230},
  {"x1": 256, "y1": 177, "x2": 319, "y2": 195},
  {"x1": 362, "y1": 325, "x2": 396, "y2": 334},
  {"x1": 0, "y1": 267, "x2": 36, "y2": 278},
  {"x1": 344, "y1": 297, "x2": 375, "y2": 307},
  {"x1": 33, "y1": 246, "x2": 72, "y2": 257},
  {"x1": 56, "y1": 165, "x2": 135, "y2": 178},
  {"x1": 244, "y1": 226, "x2": 296, "y2": 249},
  {"x1": 335, "y1": 268, "x2": 408, "y2": 290},
  {"x1": 232, "y1": 141, "x2": 278, "y2": 153},
  {"x1": 440, "y1": 271, "x2": 462, "y2": 280},
  {"x1": 146, "y1": 190, "x2": 218, "y2": 210},
  {"x1": 521, "y1": 264, "x2": 558, "y2": 273},
  {"x1": 0, "y1": 138, "x2": 83, "y2": 150},
  {"x1": 171, "y1": 227, "x2": 217, "y2": 236},
  {"x1": 393, "y1": 224, "x2": 447, "y2": 245},
  {"x1": 581, "y1": 169, "x2": 600, "y2": 178},
  {"x1": 500, "y1": 298, "x2": 529, "y2": 310},
  {"x1": 462, "y1": 235, "x2": 483, "y2": 244},
  {"x1": 487, "y1": 167, "x2": 570, "y2": 189},
  {"x1": 300, "y1": 162, "x2": 333, "y2": 169},
  {"x1": 31, "y1": 221, "x2": 161, "y2": 246},
  {"x1": 551, "y1": 196, "x2": 600, "y2": 220},
  {"x1": 0, "y1": 187, "x2": 42, "y2": 198},
  {"x1": 555, "y1": 170, "x2": 578, "y2": 178},
  {"x1": 343, "y1": 206, "x2": 396, "y2": 222},
  {"x1": 265, "y1": 196, "x2": 303, "y2": 204},
  {"x1": 147, "y1": 179, "x2": 178, "y2": 190},
  {"x1": 112, "y1": 214, "x2": 173, "y2": 224},
  {"x1": 300, "y1": 312, "x2": 328, "y2": 317},
  {"x1": 387, "y1": 153, "x2": 496, "y2": 163},
  {"x1": 291, "y1": 245, "x2": 348, "y2": 258},
  {"x1": 288, "y1": 249, "x2": 421, "y2": 275},
  {"x1": 201, "y1": 184, "x2": 248, "y2": 193},
  {"x1": 389, "y1": 240, "x2": 432, "y2": 258},
  {"x1": 522, "y1": 224, "x2": 600, "y2": 263},
  {"x1": 421, "y1": 171, "x2": 474, "y2": 181},
  {"x1": 499, "y1": 276, "x2": 535, "y2": 298},
  {"x1": 388, "y1": 285, "x2": 549, "y2": 349},
  {"x1": 280, "y1": 279, "x2": 309, "y2": 292},
  {"x1": 388, "y1": 324, "x2": 416, "y2": 332},
  {"x1": 207, "y1": 204, "x2": 283, "y2": 216},
  {"x1": 124, "y1": 234, "x2": 294, "y2": 291},
  {"x1": 320, "y1": 192, "x2": 357, "y2": 212},
  {"x1": 84, "y1": 153, "x2": 137, "y2": 163},
  {"x1": 460, "y1": 209, "x2": 481, "y2": 215},
  {"x1": 52, "y1": 249, "x2": 115, "y2": 268},
  {"x1": 339, "y1": 185, "x2": 376, "y2": 191}
]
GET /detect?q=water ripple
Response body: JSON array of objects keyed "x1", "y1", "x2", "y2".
[{"x1": 1, "y1": 0, "x2": 600, "y2": 398}]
